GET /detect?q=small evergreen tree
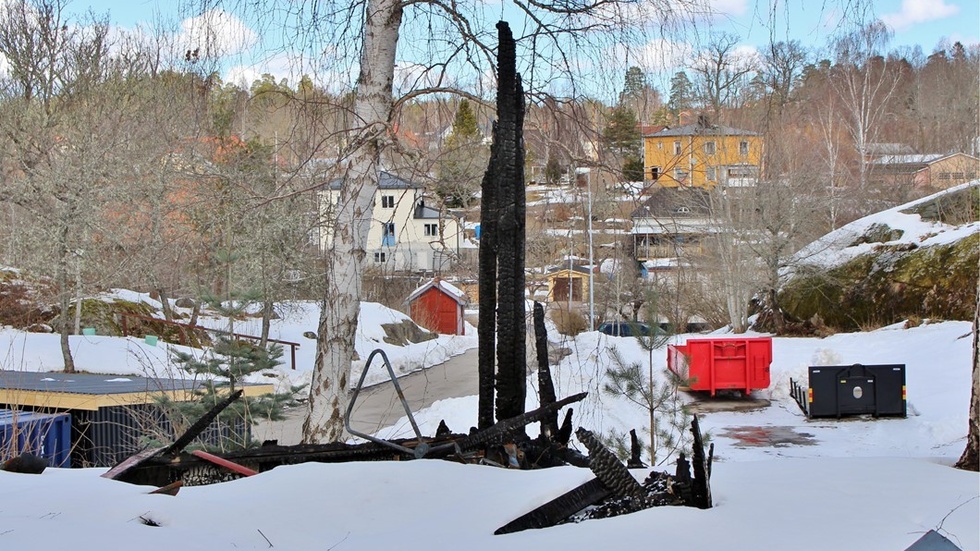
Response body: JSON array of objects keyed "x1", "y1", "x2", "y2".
[
  {"x1": 622, "y1": 156, "x2": 644, "y2": 182},
  {"x1": 544, "y1": 156, "x2": 563, "y2": 185},
  {"x1": 601, "y1": 290, "x2": 693, "y2": 466},
  {"x1": 160, "y1": 244, "x2": 304, "y2": 451}
]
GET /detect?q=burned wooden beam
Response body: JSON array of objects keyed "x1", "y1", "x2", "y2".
[
  {"x1": 457, "y1": 392, "x2": 587, "y2": 451},
  {"x1": 494, "y1": 477, "x2": 611, "y2": 535},
  {"x1": 575, "y1": 427, "x2": 646, "y2": 499},
  {"x1": 166, "y1": 389, "x2": 244, "y2": 456},
  {"x1": 627, "y1": 429, "x2": 647, "y2": 469},
  {"x1": 533, "y1": 302, "x2": 558, "y2": 437},
  {"x1": 690, "y1": 414, "x2": 712, "y2": 509},
  {"x1": 103, "y1": 389, "x2": 244, "y2": 483}
]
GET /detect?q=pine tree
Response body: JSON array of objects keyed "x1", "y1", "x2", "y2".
[
  {"x1": 437, "y1": 99, "x2": 486, "y2": 207},
  {"x1": 160, "y1": 243, "x2": 304, "y2": 452},
  {"x1": 603, "y1": 105, "x2": 641, "y2": 157},
  {"x1": 668, "y1": 71, "x2": 693, "y2": 115},
  {"x1": 601, "y1": 290, "x2": 692, "y2": 466}
]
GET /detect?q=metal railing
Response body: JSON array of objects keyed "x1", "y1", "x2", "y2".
[{"x1": 118, "y1": 312, "x2": 301, "y2": 370}]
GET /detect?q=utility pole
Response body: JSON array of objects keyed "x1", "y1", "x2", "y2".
[{"x1": 586, "y1": 168, "x2": 594, "y2": 330}]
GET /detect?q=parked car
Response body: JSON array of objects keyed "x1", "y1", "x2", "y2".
[{"x1": 597, "y1": 321, "x2": 659, "y2": 337}]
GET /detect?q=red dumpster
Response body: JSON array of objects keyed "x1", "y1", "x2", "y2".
[{"x1": 667, "y1": 337, "x2": 772, "y2": 396}]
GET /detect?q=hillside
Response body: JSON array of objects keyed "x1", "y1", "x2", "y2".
[{"x1": 779, "y1": 181, "x2": 979, "y2": 331}]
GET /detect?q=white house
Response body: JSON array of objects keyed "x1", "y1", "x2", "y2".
[{"x1": 318, "y1": 172, "x2": 465, "y2": 273}]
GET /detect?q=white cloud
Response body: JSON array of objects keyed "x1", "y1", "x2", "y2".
[
  {"x1": 177, "y1": 9, "x2": 257, "y2": 59},
  {"x1": 881, "y1": 0, "x2": 959, "y2": 31},
  {"x1": 637, "y1": 38, "x2": 694, "y2": 72},
  {"x1": 707, "y1": 0, "x2": 749, "y2": 17}
]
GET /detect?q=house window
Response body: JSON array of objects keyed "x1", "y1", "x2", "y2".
[
  {"x1": 373, "y1": 252, "x2": 386, "y2": 263},
  {"x1": 424, "y1": 223, "x2": 438, "y2": 236},
  {"x1": 650, "y1": 166, "x2": 660, "y2": 180},
  {"x1": 674, "y1": 141, "x2": 682, "y2": 155},
  {"x1": 938, "y1": 172, "x2": 951, "y2": 180},
  {"x1": 381, "y1": 195, "x2": 395, "y2": 208},
  {"x1": 706, "y1": 166, "x2": 716, "y2": 181},
  {"x1": 657, "y1": 142, "x2": 663, "y2": 149},
  {"x1": 703, "y1": 141, "x2": 715, "y2": 155},
  {"x1": 382, "y1": 222, "x2": 396, "y2": 246},
  {"x1": 674, "y1": 168, "x2": 688, "y2": 181},
  {"x1": 951, "y1": 172, "x2": 965, "y2": 179},
  {"x1": 739, "y1": 141, "x2": 749, "y2": 155}
]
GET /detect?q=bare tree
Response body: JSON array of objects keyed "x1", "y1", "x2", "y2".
[
  {"x1": 0, "y1": 0, "x2": 127, "y2": 372},
  {"x1": 829, "y1": 20, "x2": 902, "y2": 191},
  {"x1": 690, "y1": 32, "x2": 756, "y2": 122}
]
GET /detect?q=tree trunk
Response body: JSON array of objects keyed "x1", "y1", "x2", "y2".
[
  {"x1": 157, "y1": 287, "x2": 174, "y2": 322},
  {"x1": 57, "y1": 221, "x2": 75, "y2": 374},
  {"x1": 260, "y1": 299, "x2": 273, "y2": 348},
  {"x1": 302, "y1": 0, "x2": 402, "y2": 444},
  {"x1": 955, "y1": 280, "x2": 979, "y2": 471}
]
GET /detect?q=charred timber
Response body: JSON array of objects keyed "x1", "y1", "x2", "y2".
[
  {"x1": 533, "y1": 301, "x2": 558, "y2": 437},
  {"x1": 492, "y1": 20, "x2": 528, "y2": 425}
]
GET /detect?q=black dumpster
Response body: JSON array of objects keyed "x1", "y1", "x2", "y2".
[{"x1": 806, "y1": 364, "x2": 906, "y2": 418}]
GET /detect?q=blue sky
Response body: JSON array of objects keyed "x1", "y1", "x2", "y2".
[{"x1": 75, "y1": 0, "x2": 978, "y2": 94}]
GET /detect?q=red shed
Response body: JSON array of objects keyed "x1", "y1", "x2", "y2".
[{"x1": 407, "y1": 278, "x2": 467, "y2": 335}]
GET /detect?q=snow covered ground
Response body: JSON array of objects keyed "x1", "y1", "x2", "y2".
[
  {"x1": 0, "y1": 297, "x2": 977, "y2": 550},
  {"x1": 0, "y1": 293, "x2": 478, "y2": 394}
]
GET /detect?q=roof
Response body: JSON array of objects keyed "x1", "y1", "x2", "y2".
[
  {"x1": 324, "y1": 171, "x2": 423, "y2": 191},
  {"x1": 866, "y1": 143, "x2": 915, "y2": 156},
  {"x1": 545, "y1": 265, "x2": 594, "y2": 277},
  {"x1": 414, "y1": 204, "x2": 442, "y2": 219},
  {"x1": 630, "y1": 187, "x2": 712, "y2": 219},
  {"x1": 644, "y1": 123, "x2": 759, "y2": 138},
  {"x1": 872, "y1": 152, "x2": 978, "y2": 166},
  {"x1": 0, "y1": 370, "x2": 274, "y2": 411},
  {"x1": 904, "y1": 530, "x2": 963, "y2": 551},
  {"x1": 406, "y1": 278, "x2": 468, "y2": 305}
]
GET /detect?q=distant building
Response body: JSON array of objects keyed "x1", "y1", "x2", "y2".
[
  {"x1": 407, "y1": 278, "x2": 468, "y2": 335},
  {"x1": 643, "y1": 119, "x2": 763, "y2": 189},
  {"x1": 546, "y1": 265, "x2": 597, "y2": 303},
  {"x1": 871, "y1": 152, "x2": 979, "y2": 190},
  {"x1": 630, "y1": 187, "x2": 715, "y2": 263},
  {"x1": 318, "y1": 172, "x2": 465, "y2": 273}
]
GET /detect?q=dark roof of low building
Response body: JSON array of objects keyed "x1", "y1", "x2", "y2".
[
  {"x1": 0, "y1": 370, "x2": 262, "y2": 395},
  {"x1": 630, "y1": 187, "x2": 712, "y2": 219},
  {"x1": 325, "y1": 171, "x2": 423, "y2": 191},
  {"x1": 644, "y1": 123, "x2": 759, "y2": 138}
]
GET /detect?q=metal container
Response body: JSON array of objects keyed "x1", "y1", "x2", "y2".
[
  {"x1": 668, "y1": 337, "x2": 772, "y2": 396},
  {"x1": 0, "y1": 408, "x2": 72, "y2": 467}
]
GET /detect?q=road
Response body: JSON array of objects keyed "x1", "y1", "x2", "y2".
[{"x1": 253, "y1": 347, "x2": 479, "y2": 445}]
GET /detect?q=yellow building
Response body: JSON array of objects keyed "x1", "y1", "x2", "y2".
[{"x1": 643, "y1": 122, "x2": 764, "y2": 188}]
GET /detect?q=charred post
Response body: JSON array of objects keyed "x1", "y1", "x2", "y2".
[
  {"x1": 492, "y1": 20, "x2": 528, "y2": 425},
  {"x1": 534, "y1": 301, "x2": 558, "y2": 436}
]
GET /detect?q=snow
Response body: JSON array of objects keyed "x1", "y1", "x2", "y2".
[
  {"x1": 0, "y1": 300, "x2": 977, "y2": 550},
  {"x1": 790, "y1": 180, "x2": 980, "y2": 274},
  {"x1": 0, "y1": 293, "x2": 477, "y2": 393}
]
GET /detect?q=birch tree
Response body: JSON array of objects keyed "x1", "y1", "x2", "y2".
[
  {"x1": 188, "y1": 0, "x2": 705, "y2": 443},
  {"x1": 830, "y1": 21, "x2": 901, "y2": 190}
]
